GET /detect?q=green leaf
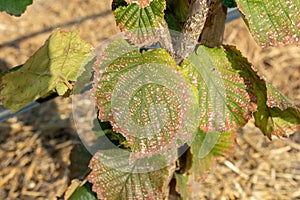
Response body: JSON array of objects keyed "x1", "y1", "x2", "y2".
[
  {"x1": 174, "y1": 173, "x2": 190, "y2": 200},
  {"x1": 174, "y1": 130, "x2": 235, "y2": 199},
  {"x1": 164, "y1": 11, "x2": 181, "y2": 31},
  {"x1": 180, "y1": 45, "x2": 252, "y2": 133},
  {"x1": 69, "y1": 144, "x2": 92, "y2": 180},
  {"x1": 164, "y1": 0, "x2": 189, "y2": 31},
  {"x1": 0, "y1": 0, "x2": 32, "y2": 16},
  {"x1": 166, "y1": 0, "x2": 189, "y2": 22},
  {"x1": 222, "y1": 0, "x2": 237, "y2": 8},
  {"x1": 236, "y1": 0, "x2": 300, "y2": 47},
  {"x1": 93, "y1": 39, "x2": 199, "y2": 155},
  {"x1": 113, "y1": 0, "x2": 166, "y2": 44},
  {"x1": 266, "y1": 84, "x2": 300, "y2": 138},
  {"x1": 0, "y1": 30, "x2": 93, "y2": 112},
  {"x1": 0, "y1": 64, "x2": 23, "y2": 77},
  {"x1": 68, "y1": 182, "x2": 98, "y2": 200},
  {"x1": 88, "y1": 149, "x2": 175, "y2": 200},
  {"x1": 224, "y1": 45, "x2": 300, "y2": 138},
  {"x1": 190, "y1": 130, "x2": 234, "y2": 179}
]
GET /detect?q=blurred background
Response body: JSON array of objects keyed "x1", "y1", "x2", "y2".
[{"x1": 0, "y1": 0, "x2": 299, "y2": 199}]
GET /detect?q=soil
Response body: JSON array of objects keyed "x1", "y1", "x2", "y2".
[{"x1": 0, "y1": 1, "x2": 299, "y2": 199}]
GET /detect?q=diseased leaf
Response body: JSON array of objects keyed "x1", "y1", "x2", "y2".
[
  {"x1": 0, "y1": 0, "x2": 32, "y2": 16},
  {"x1": 175, "y1": 130, "x2": 235, "y2": 199},
  {"x1": 268, "y1": 107, "x2": 300, "y2": 138},
  {"x1": 125, "y1": 0, "x2": 153, "y2": 8},
  {"x1": 0, "y1": 30, "x2": 93, "y2": 112},
  {"x1": 93, "y1": 39, "x2": 199, "y2": 155},
  {"x1": 180, "y1": 45, "x2": 253, "y2": 133},
  {"x1": 88, "y1": 149, "x2": 175, "y2": 200},
  {"x1": 236, "y1": 0, "x2": 300, "y2": 47},
  {"x1": 224, "y1": 45, "x2": 300, "y2": 138},
  {"x1": 266, "y1": 83, "x2": 294, "y2": 110},
  {"x1": 113, "y1": 0, "x2": 166, "y2": 44},
  {"x1": 190, "y1": 130, "x2": 235, "y2": 179},
  {"x1": 266, "y1": 84, "x2": 300, "y2": 138}
]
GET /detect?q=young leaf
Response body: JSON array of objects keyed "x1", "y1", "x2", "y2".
[
  {"x1": 224, "y1": 45, "x2": 300, "y2": 138},
  {"x1": 88, "y1": 149, "x2": 175, "y2": 200},
  {"x1": 236, "y1": 0, "x2": 300, "y2": 47},
  {"x1": 180, "y1": 45, "x2": 253, "y2": 133},
  {"x1": 93, "y1": 40, "x2": 199, "y2": 155},
  {"x1": 113, "y1": 0, "x2": 166, "y2": 44},
  {"x1": 0, "y1": 30, "x2": 93, "y2": 112},
  {"x1": 190, "y1": 130, "x2": 235, "y2": 179},
  {"x1": 0, "y1": 0, "x2": 32, "y2": 16},
  {"x1": 174, "y1": 130, "x2": 235, "y2": 199}
]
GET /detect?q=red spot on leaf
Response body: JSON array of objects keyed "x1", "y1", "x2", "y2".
[{"x1": 125, "y1": 0, "x2": 153, "y2": 8}]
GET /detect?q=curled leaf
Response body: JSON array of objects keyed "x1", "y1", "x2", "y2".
[
  {"x1": 224, "y1": 45, "x2": 300, "y2": 138},
  {"x1": 0, "y1": 30, "x2": 93, "y2": 112}
]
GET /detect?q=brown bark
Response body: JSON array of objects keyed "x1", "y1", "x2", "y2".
[{"x1": 199, "y1": 0, "x2": 227, "y2": 47}]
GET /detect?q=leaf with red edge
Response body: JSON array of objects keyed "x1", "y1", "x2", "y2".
[
  {"x1": 224, "y1": 45, "x2": 300, "y2": 138},
  {"x1": 88, "y1": 149, "x2": 175, "y2": 200},
  {"x1": 266, "y1": 84, "x2": 300, "y2": 138},
  {"x1": 113, "y1": 0, "x2": 166, "y2": 44},
  {"x1": 93, "y1": 39, "x2": 199, "y2": 156},
  {"x1": 180, "y1": 45, "x2": 253, "y2": 133},
  {"x1": 236, "y1": 0, "x2": 300, "y2": 48},
  {"x1": 266, "y1": 83, "x2": 294, "y2": 110},
  {"x1": 125, "y1": 0, "x2": 153, "y2": 8}
]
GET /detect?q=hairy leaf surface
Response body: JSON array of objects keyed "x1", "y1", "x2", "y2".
[
  {"x1": 180, "y1": 45, "x2": 252, "y2": 133},
  {"x1": 236, "y1": 0, "x2": 300, "y2": 47},
  {"x1": 88, "y1": 149, "x2": 174, "y2": 200},
  {"x1": 93, "y1": 40, "x2": 199, "y2": 155},
  {"x1": 0, "y1": 30, "x2": 93, "y2": 112},
  {"x1": 113, "y1": 0, "x2": 166, "y2": 44},
  {"x1": 0, "y1": 0, "x2": 32, "y2": 16},
  {"x1": 224, "y1": 45, "x2": 300, "y2": 138}
]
